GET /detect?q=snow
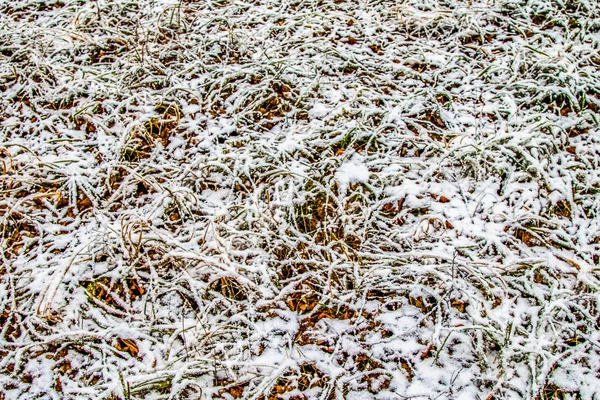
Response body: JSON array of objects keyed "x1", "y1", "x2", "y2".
[
  {"x1": 1, "y1": 0, "x2": 600, "y2": 398},
  {"x1": 334, "y1": 153, "x2": 370, "y2": 194},
  {"x1": 309, "y1": 103, "x2": 331, "y2": 120}
]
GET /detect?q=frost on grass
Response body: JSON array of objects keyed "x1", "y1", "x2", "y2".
[{"x1": 1, "y1": 0, "x2": 600, "y2": 398}]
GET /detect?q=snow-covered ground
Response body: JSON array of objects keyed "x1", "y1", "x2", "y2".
[{"x1": 1, "y1": 0, "x2": 600, "y2": 398}]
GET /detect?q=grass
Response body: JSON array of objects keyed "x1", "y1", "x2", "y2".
[{"x1": 1, "y1": 0, "x2": 600, "y2": 399}]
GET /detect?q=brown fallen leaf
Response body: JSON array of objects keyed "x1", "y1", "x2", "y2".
[
  {"x1": 420, "y1": 343, "x2": 435, "y2": 360},
  {"x1": 115, "y1": 338, "x2": 139, "y2": 358}
]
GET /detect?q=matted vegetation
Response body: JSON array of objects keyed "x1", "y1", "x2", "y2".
[{"x1": 1, "y1": 0, "x2": 600, "y2": 398}]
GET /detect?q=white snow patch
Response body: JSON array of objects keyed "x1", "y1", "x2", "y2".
[{"x1": 334, "y1": 153, "x2": 370, "y2": 194}]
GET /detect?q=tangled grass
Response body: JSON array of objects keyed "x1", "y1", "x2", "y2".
[{"x1": 1, "y1": 0, "x2": 600, "y2": 398}]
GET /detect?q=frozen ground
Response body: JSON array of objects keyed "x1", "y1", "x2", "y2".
[{"x1": 1, "y1": 0, "x2": 600, "y2": 398}]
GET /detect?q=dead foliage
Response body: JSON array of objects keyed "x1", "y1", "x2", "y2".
[
  {"x1": 81, "y1": 277, "x2": 145, "y2": 312},
  {"x1": 285, "y1": 290, "x2": 320, "y2": 314},
  {"x1": 121, "y1": 104, "x2": 180, "y2": 162},
  {"x1": 115, "y1": 338, "x2": 140, "y2": 358},
  {"x1": 1, "y1": 211, "x2": 38, "y2": 258},
  {"x1": 206, "y1": 276, "x2": 248, "y2": 301},
  {"x1": 536, "y1": 382, "x2": 581, "y2": 400}
]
